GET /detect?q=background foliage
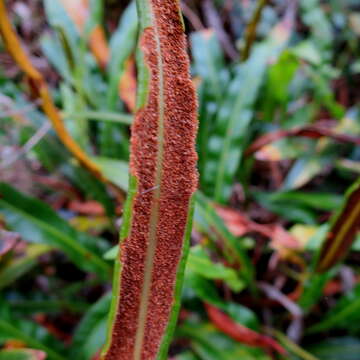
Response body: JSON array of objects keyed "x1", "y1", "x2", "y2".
[{"x1": 1, "y1": 0, "x2": 360, "y2": 359}]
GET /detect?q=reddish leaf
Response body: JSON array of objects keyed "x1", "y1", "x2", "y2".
[
  {"x1": 59, "y1": 0, "x2": 110, "y2": 68},
  {"x1": 216, "y1": 206, "x2": 300, "y2": 250},
  {"x1": 215, "y1": 206, "x2": 250, "y2": 237},
  {"x1": 88, "y1": 25, "x2": 110, "y2": 69},
  {"x1": 205, "y1": 303, "x2": 286, "y2": 355},
  {"x1": 68, "y1": 200, "x2": 105, "y2": 216},
  {"x1": 245, "y1": 125, "x2": 360, "y2": 157},
  {"x1": 0, "y1": 230, "x2": 20, "y2": 256}
]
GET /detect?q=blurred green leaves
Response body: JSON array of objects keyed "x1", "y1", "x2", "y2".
[
  {"x1": 70, "y1": 293, "x2": 111, "y2": 360},
  {"x1": 195, "y1": 192, "x2": 254, "y2": 287},
  {"x1": 0, "y1": 183, "x2": 110, "y2": 279},
  {"x1": 0, "y1": 0, "x2": 360, "y2": 359},
  {"x1": 0, "y1": 244, "x2": 51, "y2": 290},
  {"x1": 187, "y1": 246, "x2": 245, "y2": 293},
  {"x1": 202, "y1": 43, "x2": 270, "y2": 203},
  {"x1": 309, "y1": 284, "x2": 360, "y2": 334},
  {"x1": 0, "y1": 318, "x2": 65, "y2": 360},
  {"x1": 307, "y1": 337, "x2": 360, "y2": 360},
  {"x1": 178, "y1": 323, "x2": 270, "y2": 360},
  {"x1": 0, "y1": 349, "x2": 46, "y2": 360}
]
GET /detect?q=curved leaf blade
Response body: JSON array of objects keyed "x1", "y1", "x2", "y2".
[
  {"x1": 71, "y1": 293, "x2": 111, "y2": 360},
  {"x1": 0, "y1": 349, "x2": 46, "y2": 360},
  {"x1": 0, "y1": 183, "x2": 110, "y2": 279},
  {"x1": 0, "y1": 320, "x2": 65, "y2": 360}
]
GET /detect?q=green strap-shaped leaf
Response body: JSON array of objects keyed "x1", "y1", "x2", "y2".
[
  {"x1": 0, "y1": 320, "x2": 65, "y2": 360},
  {"x1": 100, "y1": 1, "x2": 137, "y2": 159},
  {"x1": 0, "y1": 244, "x2": 51, "y2": 289},
  {"x1": 308, "y1": 283, "x2": 360, "y2": 334},
  {"x1": 107, "y1": 1, "x2": 138, "y2": 109},
  {"x1": 71, "y1": 293, "x2": 111, "y2": 360},
  {"x1": 300, "y1": 0, "x2": 333, "y2": 62},
  {"x1": 190, "y1": 30, "x2": 227, "y2": 104},
  {"x1": 0, "y1": 349, "x2": 46, "y2": 360},
  {"x1": 195, "y1": 191, "x2": 254, "y2": 289},
  {"x1": 190, "y1": 30, "x2": 229, "y2": 192},
  {"x1": 203, "y1": 43, "x2": 269, "y2": 203},
  {"x1": 187, "y1": 245, "x2": 245, "y2": 292},
  {"x1": 101, "y1": 1, "x2": 198, "y2": 359},
  {"x1": 306, "y1": 337, "x2": 360, "y2": 360},
  {"x1": 0, "y1": 183, "x2": 110, "y2": 279},
  {"x1": 203, "y1": 6, "x2": 295, "y2": 203}
]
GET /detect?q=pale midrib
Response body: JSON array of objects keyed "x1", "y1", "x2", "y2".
[
  {"x1": 133, "y1": 5, "x2": 165, "y2": 360},
  {"x1": 320, "y1": 192, "x2": 360, "y2": 269}
]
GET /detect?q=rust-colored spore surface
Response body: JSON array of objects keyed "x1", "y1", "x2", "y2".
[{"x1": 104, "y1": 0, "x2": 198, "y2": 359}]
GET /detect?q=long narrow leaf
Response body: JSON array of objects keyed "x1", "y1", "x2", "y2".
[
  {"x1": 0, "y1": 244, "x2": 51, "y2": 289},
  {"x1": 0, "y1": 349, "x2": 46, "y2": 360},
  {"x1": 101, "y1": 1, "x2": 198, "y2": 359},
  {"x1": 100, "y1": 1, "x2": 137, "y2": 158},
  {"x1": 0, "y1": 183, "x2": 110, "y2": 279},
  {"x1": 71, "y1": 293, "x2": 111, "y2": 360},
  {"x1": 190, "y1": 30, "x2": 227, "y2": 104},
  {"x1": 0, "y1": 320, "x2": 65, "y2": 360},
  {"x1": 107, "y1": 1, "x2": 138, "y2": 109},
  {"x1": 190, "y1": 30, "x2": 228, "y2": 189},
  {"x1": 203, "y1": 8, "x2": 295, "y2": 203},
  {"x1": 195, "y1": 191, "x2": 254, "y2": 288},
  {"x1": 308, "y1": 284, "x2": 360, "y2": 334},
  {"x1": 0, "y1": 1, "x2": 110, "y2": 186}
]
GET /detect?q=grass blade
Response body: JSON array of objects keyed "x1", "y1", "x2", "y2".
[
  {"x1": 204, "y1": 7, "x2": 294, "y2": 203},
  {"x1": 107, "y1": 1, "x2": 138, "y2": 109},
  {"x1": 0, "y1": 349, "x2": 46, "y2": 360},
  {"x1": 0, "y1": 183, "x2": 111, "y2": 279},
  {"x1": 0, "y1": 244, "x2": 51, "y2": 289},
  {"x1": 241, "y1": 0, "x2": 268, "y2": 61},
  {"x1": 308, "y1": 284, "x2": 360, "y2": 334},
  {"x1": 62, "y1": 111, "x2": 132, "y2": 125},
  {"x1": 0, "y1": 320, "x2": 65, "y2": 360},
  {"x1": 71, "y1": 293, "x2": 111, "y2": 360},
  {"x1": 195, "y1": 191, "x2": 254, "y2": 288}
]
